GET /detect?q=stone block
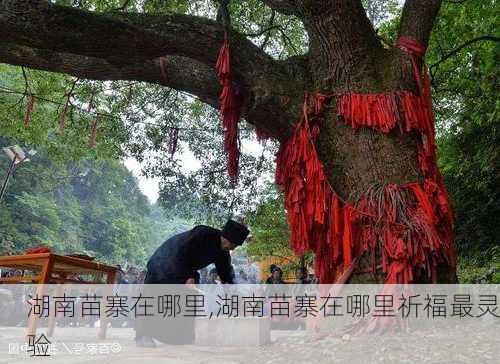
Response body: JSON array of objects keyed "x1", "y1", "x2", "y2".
[{"x1": 195, "y1": 317, "x2": 270, "y2": 346}]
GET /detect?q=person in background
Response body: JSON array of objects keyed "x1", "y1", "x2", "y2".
[
  {"x1": 266, "y1": 265, "x2": 285, "y2": 284},
  {"x1": 129, "y1": 267, "x2": 144, "y2": 284},
  {"x1": 246, "y1": 263, "x2": 258, "y2": 283},
  {"x1": 295, "y1": 267, "x2": 311, "y2": 284},
  {"x1": 308, "y1": 273, "x2": 318, "y2": 284},
  {"x1": 237, "y1": 269, "x2": 249, "y2": 284},
  {"x1": 291, "y1": 267, "x2": 312, "y2": 297},
  {"x1": 199, "y1": 267, "x2": 208, "y2": 284},
  {"x1": 264, "y1": 265, "x2": 287, "y2": 328},
  {"x1": 207, "y1": 268, "x2": 220, "y2": 284},
  {"x1": 116, "y1": 265, "x2": 129, "y2": 284},
  {"x1": 137, "y1": 270, "x2": 146, "y2": 283}
]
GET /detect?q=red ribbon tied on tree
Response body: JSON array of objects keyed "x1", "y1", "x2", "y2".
[
  {"x1": 23, "y1": 94, "x2": 35, "y2": 128},
  {"x1": 216, "y1": 33, "x2": 243, "y2": 184},
  {"x1": 395, "y1": 36, "x2": 427, "y2": 93}
]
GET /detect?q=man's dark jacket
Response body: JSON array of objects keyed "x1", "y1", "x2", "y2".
[{"x1": 145, "y1": 225, "x2": 235, "y2": 284}]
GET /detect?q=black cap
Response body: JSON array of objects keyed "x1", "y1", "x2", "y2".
[
  {"x1": 271, "y1": 265, "x2": 282, "y2": 274},
  {"x1": 221, "y1": 219, "x2": 249, "y2": 246}
]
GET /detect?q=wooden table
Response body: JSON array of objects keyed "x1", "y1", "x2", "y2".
[{"x1": 0, "y1": 253, "x2": 118, "y2": 339}]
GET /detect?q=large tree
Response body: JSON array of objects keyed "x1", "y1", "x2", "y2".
[{"x1": 0, "y1": 0, "x2": 456, "y2": 282}]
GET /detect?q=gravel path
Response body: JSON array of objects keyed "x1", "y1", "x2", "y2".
[{"x1": 0, "y1": 322, "x2": 498, "y2": 363}]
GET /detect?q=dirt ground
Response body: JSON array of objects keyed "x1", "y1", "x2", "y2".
[{"x1": 0, "y1": 322, "x2": 498, "y2": 364}]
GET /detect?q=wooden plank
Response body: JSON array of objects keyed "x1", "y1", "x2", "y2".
[
  {"x1": 53, "y1": 254, "x2": 117, "y2": 272},
  {"x1": 0, "y1": 253, "x2": 119, "y2": 340},
  {"x1": 0, "y1": 253, "x2": 51, "y2": 264},
  {"x1": 0, "y1": 260, "x2": 47, "y2": 270},
  {"x1": 0, "y1": 275, "x2": 40, "y2": 283},
  {"x1": 0, "y1": 253, "x2": 117, "y2": 274},
  {"x1": 1, "y1": 264, "x2": 45, "y2": 271}
]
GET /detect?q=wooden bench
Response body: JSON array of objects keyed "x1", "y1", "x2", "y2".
[{"x1": 0, "y1": 253, "x2": 117, "y2": 339}]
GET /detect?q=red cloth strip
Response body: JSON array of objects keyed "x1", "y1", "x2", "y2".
[
  {"x1": 23, "y1": 94, "x2": 35, "y2": 128},
  {"x1": 395, "y1": 36, "x2": 427, "y2": 93},
  {"x1": 277, "y1": 87, "x2": 456, "y2": 283},
  {"x1": 216, "y1": 35, "x2": 242, "y2": 184}
]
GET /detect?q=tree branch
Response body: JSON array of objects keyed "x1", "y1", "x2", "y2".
[
  {"x1": 0, "y1": 0, "x2": 308, "y2": 139},
  {"x1": 259, "y1": 0, "x2": 299, "y2": 16},
  {"x1": 0, "y1": 0, "x2": 276, "y2": 85},
  {"x1": 0, "y1": 43, "x2": 221, "y2": 108},
  {"x1": 399, "y1": 0, "x2": 443, "y2": 48},
  {"x1": 112, "y1": 0, "x2": 132, "y2": 12},
  {"x1": 430, "y1": 35, "x2": 500, "y2": 72},
  {"x1": 0, "y1": 43, "x2": 304, "y2": 139}
]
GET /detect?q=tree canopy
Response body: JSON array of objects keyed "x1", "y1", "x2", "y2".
[{"x1": 0, "y1": 0, "x2": 498, "y2": 281}]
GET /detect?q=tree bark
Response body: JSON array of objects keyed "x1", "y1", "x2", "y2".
[{"x1": 300, "y1": 0, "x2": 425, "y2": 200}]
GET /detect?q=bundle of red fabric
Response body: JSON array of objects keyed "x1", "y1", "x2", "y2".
[
  {"x1": 275, "y1": 93, "x2": 338, "y2": 282},
  {"x1": 336, "y1": 37, "x2": 443, "y2": 187},
  {"x1": 358, "y1": 183, "x2": 455, "y2": 284},
  {"x1": 277, "y1": 130, "x2": 455, "y2": 283},
  {"x1": 337, "y1": 91, "x2": 431, "y2": 134},
  {"x1": 216, "y1": 35, "x2": 242, "y2": 184},
  {"x1": 396, "y1": 36, "x2": 426, "y2": 92},
  {"x1": 275, "y1": 111, "x2": 359, "y2": 282},
  {"x1": 23, "y1": 94, "x2": 35, "y2": 128},
  {"x1": 276, "y1": 37, "x2": 456, "y2": 284},
  {"x1": 337, "y1": 93, "x2": 399, "y2": 132}
]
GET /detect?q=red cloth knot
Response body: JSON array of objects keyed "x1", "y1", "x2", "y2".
[
  {"x1": 395, "y1": 36, "x2": 427, "y2": 93},
  {"x1": 395, "y1": 36, "x2": 426, "y2": 58},
  {"x1": 216, "y1": 34, "x2": 242, "y2": 183}
]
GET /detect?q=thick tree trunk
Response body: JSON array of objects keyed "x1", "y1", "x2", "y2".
[
  {"x1": 302, "y1": 2, "x2": 422, "y2": 201},
  {"x1": 286, "y1": 0, "x2": 456, "y2": 283},
  {"x1": 0, "y1": 0, "x2": 456, "y2": 283}
]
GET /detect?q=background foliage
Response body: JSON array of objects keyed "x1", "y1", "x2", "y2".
[{"x1": 0, "y1": 138, "x2": 192, "y2": 266}]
